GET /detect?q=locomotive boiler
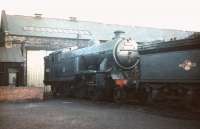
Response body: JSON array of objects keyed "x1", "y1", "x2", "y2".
[{"x1": 44, "y1": 31, "x2": 139, "y2": 100}]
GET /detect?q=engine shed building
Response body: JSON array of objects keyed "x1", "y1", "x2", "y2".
[{"x1": 0, "y1": 10, "x2": 195, "y2": 87}]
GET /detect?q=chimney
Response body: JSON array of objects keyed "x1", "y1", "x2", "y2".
[
  {"x1": 114, "y1": 30, "x2": 125, "y2": 39},
  {"x1": 34, "y1": 13, "x2": 42, "y2": 19},
  {"x1": 69, "y1": 17, "x2": 77, "y2": 22}
]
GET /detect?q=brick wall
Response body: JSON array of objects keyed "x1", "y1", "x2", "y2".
[{"x1": 0, "y1": 86, "x2": 44, "y2": 102}]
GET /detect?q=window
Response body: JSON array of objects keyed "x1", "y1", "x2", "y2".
[{"x1": 23, "y1": 26, "x2": 90, "y2": 35}]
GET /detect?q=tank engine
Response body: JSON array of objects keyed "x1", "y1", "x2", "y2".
[{"x1": 44, "y1": 31, "x2": 139, "y2": 100}]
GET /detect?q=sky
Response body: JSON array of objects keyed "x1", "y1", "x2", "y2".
[{"x1": 0, "y1": 0, "x2": 200, "y2": 31}]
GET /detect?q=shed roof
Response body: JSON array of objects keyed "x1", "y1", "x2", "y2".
[
  {"x1": 0, "y1": 47, "x2": 24, "y2": 62},
  {"x1": 1, "y1": 10, "x2": 196, "y2": 42}
]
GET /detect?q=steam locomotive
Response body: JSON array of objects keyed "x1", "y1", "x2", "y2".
[
  {"x1": 44, "y1": 31, "x2": 140, "y2": 101},
  {"x1": 44, "y1": 31, "x2": 200, "y2": 109}
]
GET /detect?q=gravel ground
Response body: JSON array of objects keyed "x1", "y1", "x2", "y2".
[{"x1": 0, "y1": 99, "x2": 200, "y2": 129}]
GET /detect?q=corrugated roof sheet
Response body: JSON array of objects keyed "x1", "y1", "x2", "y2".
[
  {"x1": 0, "y1": 47, "x2": 24, "y2": 62},
  {"x1": 6, "y1": 15, "x2": 195, "y2": 42}
]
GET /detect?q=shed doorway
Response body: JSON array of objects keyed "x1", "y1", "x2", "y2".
[
  {"x1": 8, "y1": 68, "x2": 18, "y2": 86},
  {"x1": 27, "y1": 50, "x2": 52, "y2": 87},
  {"x1": 8, "y1": 72, "x2": 16, "y2": 86}
]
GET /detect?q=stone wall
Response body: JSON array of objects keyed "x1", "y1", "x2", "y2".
[
  {"x1": 6, "y1": 35, "x2": 92, "y2": 50},
  {"x1": 0, "y1": 86, "x2": 44, "y2": 102}
]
